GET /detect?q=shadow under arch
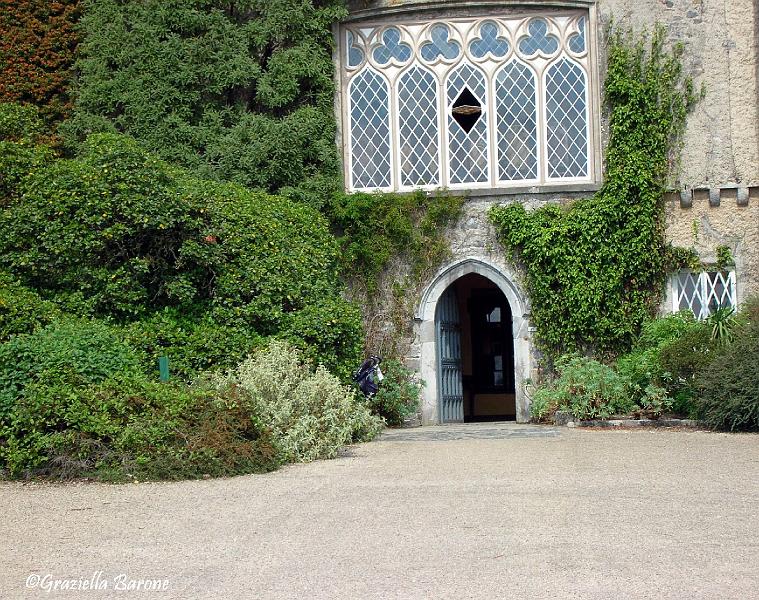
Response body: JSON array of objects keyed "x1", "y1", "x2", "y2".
[{"x1": 415, "y1": 257, "x2": 532, "y2": 424}]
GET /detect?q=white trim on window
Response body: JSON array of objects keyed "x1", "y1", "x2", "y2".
[
  {"x1": 671, "y1": 269, "x2": 737, "y2": 320},
  {"x1": 340, "y1": 12, "x2": 595, "y2": 193}
]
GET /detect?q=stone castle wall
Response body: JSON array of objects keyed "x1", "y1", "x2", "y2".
[{"x1": 339, "y1": 0, "x2": 759, "y2": 420}]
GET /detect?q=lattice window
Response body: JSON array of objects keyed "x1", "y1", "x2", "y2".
[
  {"x1": 398, "y1": 66, "x2": 440, "y2": 187},
  {"x1": 348, "y1": 68, "x2": 392, "y2": 190},
  {"x1": 447, "y1": 63, "x2": 489, "y2": 185},
  {"x1": 341, "y1": 13, "x2": 594, "y2": 192},
  {"x1": 495, "y1": 61, "x2": 538, "y2": 181},
  {"x1": 545, "y1": 58, "x2": 589, "y2": 179},
  {"x1": 673, "y1": 270, "x2": 736, "y2": 320}
]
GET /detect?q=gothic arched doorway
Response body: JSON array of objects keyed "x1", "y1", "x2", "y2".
[{"x1": 435, "y1": 274, "x2": 516, "y2": 422}]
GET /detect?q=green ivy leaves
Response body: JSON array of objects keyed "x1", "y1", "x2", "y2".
[{"x1": 490, "y1": 26, "x2": 698, "y2": 358}]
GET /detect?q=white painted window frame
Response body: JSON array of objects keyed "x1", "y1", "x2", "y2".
[
  {"x1": 339, "y1": 11, "x2": 597, "y2": 194},
  {"x1": 671, "y1": 269, "x2": 737, "y2": 320}
]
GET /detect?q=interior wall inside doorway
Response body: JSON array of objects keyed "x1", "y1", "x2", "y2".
[{"x1": 452, "y1": 274, "x2": 516, "y2": 420}]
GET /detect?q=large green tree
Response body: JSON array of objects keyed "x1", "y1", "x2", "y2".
[{"x1": 62, "y1": 0, "x2": 345, "y2": 207}]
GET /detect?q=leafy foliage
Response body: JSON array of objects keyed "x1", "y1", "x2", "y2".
[
  {"x1": 489, "y1": 27, "x2": 697, "y2": 357},
  {"x1": 694, "y1": 320, "x2": 759, "y2": 431},
  {"x1": 0, "y1": 320, "x2": 142, "y2": 421},
  {"x1": 213, "y1": 341, "x2": 383, "y2": 463},
  {"x1": 366, "y1": 359, "x2": 422, "y2": 427},
  {"x1": 62, "y1": 0, "x2": 344, "y2": 206},
  {"x1": 0, "y1": 373, "x2": 281, "y2": 480},
  {"x1": 329, "y1": 191, "x2": 464, "y2": 295},
  {"x1": 616, "y1": 311, "x2": 699, "y2": 406},
  {"x1": 0, "y1": 131, "x2": 361, "y2": 378},
  {"x1": 0, "y1": 0, "x2": 81, "y2": 128},
  {"x1": 0, "y1": 272, "x2": 63, "y2": 343},
  {"x1": 0, "y1": 104, "x2": 55, "y2": 200},
  {"x1": 530, "y1": 355, "x2": 635, "y2": 421}
]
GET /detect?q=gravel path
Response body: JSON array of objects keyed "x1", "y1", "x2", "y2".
[{"x1": 2, "y1": 424, "x2": 758, "y2": 599}]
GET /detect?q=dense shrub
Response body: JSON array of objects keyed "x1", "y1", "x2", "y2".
[
  {"x1": 0, "y1": 1, "x2": 81, "y2": 127},
  {"x1": 280, "y1": 297, "x2": 364, "y2": 382},
  {"x1": 694, "y1": 321, "x2": 759, "y2": 431},
  {"x1": 122, "y1": 310, "x2": 265, "y2": 381},
  {"x1": 0, "y1": 374, "x2": 280, "y2": 480},
  {"x1": 0, "y1": 272, "x2": 62, "y2": 342},
  {"x1": 0, "y1": 320, "x2": 142, "y2": 420},
  {"x1": 62, "y1": 0, "x2": 344, "y2": 206},
  {"x1": 366, "y1": 359, "x2": 422, "y2": 427},
  {"x1": 0, "y1": 132, "x2": 361, "y2": 377},
  {"x1": 616, "y1": 311, "x2": 699, "y2": 406},
  {"x1": 658, "y1": 322, "x2": 716, "y2": 413},
  {"x1": 0, "y1": 104, "x2": 55, "y2": 200},
  {"x1": 214, "y1": 341, "x2": 383, "y2": 462},
  {"x1": 530, "y1": 355, "x2": 636, "y2": 421}
]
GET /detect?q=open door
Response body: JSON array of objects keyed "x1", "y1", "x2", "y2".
[{"x1": 436, "y1": 287, "x2": 464, "y2": 422}]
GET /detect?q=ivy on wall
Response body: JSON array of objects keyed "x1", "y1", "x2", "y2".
[
  {"x1": 490, "y1": 26, "x2": 698, "y2": 358},
  {"x1": 0, "y1": 0, "x2": 81, "y2": 129}
]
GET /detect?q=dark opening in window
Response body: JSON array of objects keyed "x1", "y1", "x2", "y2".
[{"x1": 451, "y1": 87, "x2": 482, "y2": 133}]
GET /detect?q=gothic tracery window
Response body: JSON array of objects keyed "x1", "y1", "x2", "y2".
[{"x1": 341, "y1": 13, "x2": 593, "y2": 192}]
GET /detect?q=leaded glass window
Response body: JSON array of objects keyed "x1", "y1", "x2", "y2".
[
  {"x1": 341, "y1": 13, "x2": 594, "y2": 192},
  {"x1": 673, "y1": 270, "x2": 736, "y2": 320}
]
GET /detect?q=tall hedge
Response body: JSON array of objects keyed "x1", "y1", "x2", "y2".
[
  {"x1": 0, "y1": 0, "x2": 81, "y2": 127},
  {"x1": 62, "y1": 0, "x2": 345, "y2": 207},
  {"x1": 0, "y1": 123, "x2": 363, "y2": 378}
]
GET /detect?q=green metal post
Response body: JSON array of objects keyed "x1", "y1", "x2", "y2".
[{"x1": 158, "y1": 355, "x2": 170, "y2": 382}]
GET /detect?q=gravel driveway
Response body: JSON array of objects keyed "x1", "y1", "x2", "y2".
[{"x1": 2, "y1": 424, "x2": 758, "y2": 599}]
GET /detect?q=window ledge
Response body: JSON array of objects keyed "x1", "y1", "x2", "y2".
[{"x1": 437, "y1": 182, "x2": 602, "y2": 199}]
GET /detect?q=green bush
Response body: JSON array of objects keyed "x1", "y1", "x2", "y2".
[
  {"x1": 61, "y1": 0, "x2": 345, "y2": 207},
  {"x1": 530, "y1": 355, "x2": 635, "y2": 421},
  {"x1": 0, "y1": 373, "x2": 280, "y2": 480},
  {"x1": 366, "y1": 359, "x2": 422, "y2": 427},
  {"x1": 694, "y1": 321, "x2": 759, "y2": 431},
  {"x1": 0, "y1": 320, "x2": 142, "y2": 419},
  {"x1": 214, "y1": 340, "x2": 383, "y2": 462},
  {"x1": 616, "y1": 311, "x2": 698, "y2": 406},
  {"x1": 658, "y1": 322, "x2": 716, "y2": 414},
  {"x1": 0, "y1": 132, "x2": 359, "y2": 378},
  {"x1": 0, "y1": 272, "x2": 63, "y2": 342},
  {"x1": 0, "y1": 104, "x2": 54, "y2": 201},
  {"x1": 280, "y1": 297, "x2": 364, "y2": 382},
  {"x1": 123, "y1": 310, "x2": 264, "y2": 381}
]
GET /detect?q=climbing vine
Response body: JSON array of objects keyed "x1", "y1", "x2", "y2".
[
  {"x1": 489, "y1": 26, "x2": 698, "y2": 358},
  {"x1": 329, "y1": 191, "x2": 464, "y2": 357}
]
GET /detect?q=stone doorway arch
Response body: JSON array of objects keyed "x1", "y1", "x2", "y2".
[{"x1": 415, "y1": 258, "x2": 532, "y2": 424}]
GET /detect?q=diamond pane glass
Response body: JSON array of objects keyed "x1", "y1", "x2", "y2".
[
  {"x1": 421, "y1": 24, "x2": 460, "y2": 62},
  {"x1": 447, "y1": 63, "x2": 489, "y2": 184},
  {"x1": 545, "y1": 58, "x2": 589, "y2": 178},
  {"x1": 519, "y1": 19, "x2": 559, "y2": 57},
  {"x1": 470, "y1": 21, "x2": 509, "y2": 59},
  {"x1": 373, "y1": 27, "x2": 412, "y2": 65},
  {"x1": 568, "y1": 17, "x2": 586, "y2": 54},
  {"x1": 346, "y1": 31, "x2": 364, "y2": 67},
  {"x1": 398, "y1": 66, "x2": 440, "y2": 187},
  {"x1": 495, "y1": 62, "x2": 538, "y2": 181},
  {"x1": 704, "y1": 271, "x2": 736, "y2": 314},
  {"x1": 349, "y1": 69, "x2": 391, "y2": 189},
  {"x1": 676, "y1": 271, "x2": 704, "y2": 317}
]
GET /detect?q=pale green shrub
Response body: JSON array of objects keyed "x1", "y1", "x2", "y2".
[
  {"x1": 216, "y1": 341, "x2": 383, "y2": 462},
  {"x1": 530, "y1": 355, "x2": 635, "y2": 421}
]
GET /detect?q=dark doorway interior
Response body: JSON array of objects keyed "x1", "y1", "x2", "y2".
[{"x1": 452, "y1": 274, "x2": 516, "y2": 422}]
